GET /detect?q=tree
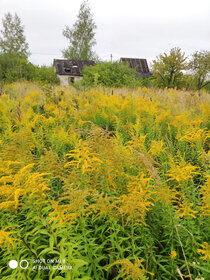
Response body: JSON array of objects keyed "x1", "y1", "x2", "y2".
[
  {"x1": 0, "y1": 53, "x2": 28, "y2": 82},
  {"x1": 152, "y1": 47, "x2": 187, "y2": 88},
  {"x1": 0, "y1": 13, "x2": 30, "y2": 83},
  {"x1": 62, "y1": 0, "x2": 97, "y2": 61},
  {"x1": 188, "y1": 50, "x2": 210, "y2": 91},
  {"x1": 0, "y1": 12, "x2": 30, "y2": 58}
]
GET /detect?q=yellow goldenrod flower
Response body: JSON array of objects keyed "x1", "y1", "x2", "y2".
[
  {"x1": 155, "y1": 109, "x2": 170, "y2": 123},
  {"x1": 65, "y1": 139, "x2": 102, "y2": 174},
  {"x1": 170, "y1": 250, "x2": 177, "y2": 259},
  {"x1": 107, "y1": 256, "x2": 151, "y2": 280},
  {"x1": 0, "y1": 227, "x2": 16, "y2": 247},
  {"x1": 171, "y1": 112, "x2": 190, "y2": 128},
  {"x1": 49, "y1": 188, "x2": 91, "y2": 225},
  {"x1": 119, "y1": 175, "x2": 154, "y2": 225},
  {"x1": 176, "y1": 197, "x2": 198, "y2": 219},
  {"x1": 178, "y1": 127, "x2": 208, "y2": 145},
  {"x1": 197, "y1": 242, "x2": 210, "y2": 260},
  {"x1": 0, "y1": 162, "x2": 50, "y2": 211},
  {"x1": 167, "y1": 158, "x2": 200, "y2": 183},
  {"x1": 199, "y1": 175, "x2": 210, "y2": 216},
  {"x1": 154, "y1": 185, "x2": 177, "y2": 206},
  {"x1": 149, "y1": 140, "x2": 165, "y2": 156}
]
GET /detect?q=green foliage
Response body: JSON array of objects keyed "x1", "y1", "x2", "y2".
[
  {"x1": 0, "y1": 12, "x2": 30, "y2": 58},
  {"x1": 81, "y1": 62, "x2": 147, "y2": 88},
  {"x1": 0, "y1": 54, "x2": 59, "y2": 85},
  {"x1": 62, "y1": 0, "x2": 97, "y2": 61},
  {"x1": 0, "y1": 53, "x2": 29, "y2": 83},
  {"x1": 34, "y1": 66, "x2": 60, "y2": 85},
  {"x1": 0, "y1": 13, "x2": 59, "y2": 86},
  {"x1": 152, "y1": 47, "x2": 187, "y2": 89},
  {"x1": 188, "y1": 50, "x2": 210, "y2": 91}
]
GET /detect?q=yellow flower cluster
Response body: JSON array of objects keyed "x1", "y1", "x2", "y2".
[
  {"x1": 0, "y1": 82, "x2": 209, "y2": 279},
  {"x1": 199, "y1": 175, "x2": 210, "y2": 216},
  {"x1": 107, "y1": 256, "x2": 150, "y2": 280},
  {"x1": 65, "y1": 139, "x2": 102, "y2": 174},
  {"x1": 197, "y1": 242, "x2": 210, "y2": 260},
  {"x1": 0, "y1": 227, "x2": 16, "y2": 247},
  {"x1": 119, "y1": 175, "x2": 154, "y2": 225},
  {"x1": 0, "y1": 161, "x2": 49, "y2": 211},
  {"x1": 167, "y1": 157, "x2": 200, "y2": 183}
]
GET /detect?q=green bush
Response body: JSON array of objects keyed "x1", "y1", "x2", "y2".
[
  {"x1": 34, "y1": 66, "x2": 60, "y2": 85},
  {"x1": 81, "y1": 62, "x2": 149, "y2": 88},
  {"x1": 0, "y1": 53, "x2": 59, "y2": 85},
  {"x1": 0, "y1": 53, "x2": 29, "y2": 83}
]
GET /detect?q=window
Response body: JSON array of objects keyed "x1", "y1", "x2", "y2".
[
  {"x1": 68, "y1": 77, "x2": 75, "y2": 84},
  {"x1": 64, "y1": 68, "x2": 71, "y2": 73}
]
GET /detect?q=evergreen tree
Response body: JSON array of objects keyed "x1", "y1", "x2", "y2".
[
  {"x1": 0, "y1": 12, "x2": 30, "y2": 58},
  {"x1": 62, "y1": 0, "x2": 97, "y2": 61}
]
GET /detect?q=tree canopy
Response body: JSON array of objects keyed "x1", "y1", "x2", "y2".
[
  {"x1": 188, "y1": 50, "x2": 210, "y2": 91},
  {"x1": 0, "y1": 12, "x2": 30, "y2": 58},
  {"x1": 62, "y1": 0, "x2": 97, "y2": 61},
  {"x1": 152, "y1": 47, "x2": 187, "y2": 88}
]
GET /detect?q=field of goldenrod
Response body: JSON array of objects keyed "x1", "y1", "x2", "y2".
[{"x1": 0, "y1": 82, "x2": 209, "y2": 279}]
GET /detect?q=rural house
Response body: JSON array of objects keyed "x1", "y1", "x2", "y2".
[
  {"x1": 53, "y1": 59, "x2": 95, "y2": 86},
  {"x1": 120, "y1": 58, "x2": 151, "y2": 78}
]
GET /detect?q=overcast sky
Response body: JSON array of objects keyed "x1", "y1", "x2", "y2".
[{"x1": 0, "y1": 0, "x2": 209, "y2": 66}]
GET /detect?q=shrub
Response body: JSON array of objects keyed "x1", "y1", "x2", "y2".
[
  {"x1": 0, "y1": 53, "x2": 59, "y2": 85},
  {"x1": 81, "y1": 61, "x2": 147, "y2": 88},
  {"x1": 34, "y1": 65, "x2": 60, "y2": 84}
]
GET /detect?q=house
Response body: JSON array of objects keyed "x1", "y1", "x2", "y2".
[
  {"x1": 120, "y1": 58, "x2": 151, "y2": 78},
  {"x1": 53, "y1": 59, "x2": 95, "y2": 86}
]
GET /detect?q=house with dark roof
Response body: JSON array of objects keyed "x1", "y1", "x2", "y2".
[
  {"x1": 53, "y1": 59, "x2": 95, "y2": 86},
  {"x1": 120, "y1": 58, "x2": 151, "y2": 78}
]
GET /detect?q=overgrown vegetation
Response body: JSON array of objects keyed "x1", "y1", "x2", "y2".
[
  {"x1": 81, "y1": 62, "x2": 151, "y2": 88},
  {"x1": 0, "y1": 82, "x2": 209, "y2": 279},
  {"x1": 0, "y1": 56, "x2": 59, "y2": 85},
  {"x1": 0, "y1": 10, "x2": 209, "y2": 91},
  {"x1": 151, "y1": 48, "x2": 210, "y2": 91}
]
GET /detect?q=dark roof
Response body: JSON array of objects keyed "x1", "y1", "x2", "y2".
[
  {"x1": 53, "y1": 59, "x2": 95, "y2": 76},
  {"x1": 120, "y1": 58, "x2": 151, "y2": 78}
]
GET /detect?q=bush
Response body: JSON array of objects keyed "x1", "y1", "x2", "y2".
[
  {"x1": 0, "y1": 53, "x2": 28, "y2": 83},
  {"x1": 0, "y1": 53, "x2": 59, "y2": 85},
  {"x1": 81, "y1": 61, "x2": 148, "y2": 88},
  {"x1": 34, "y1": 65, "x2": 60, "y2": 85}
]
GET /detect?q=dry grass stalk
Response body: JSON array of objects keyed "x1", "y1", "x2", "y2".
[
  {"x1": 176, "y1": 267, "x2": 185, "y2": 280},
  {"x1": 131, "y1": 148, "x2": 162, "y2": 186},
  {"x1": 175, "y1": 225, "x2": 192, "y2": 280}
]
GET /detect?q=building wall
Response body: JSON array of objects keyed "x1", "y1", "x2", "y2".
[
  {"x1": 74, "y1": 76, "x2": 83, "y2": 82},
  {"x1": 58, "y1": 75, "x2": 68, "y2": 86},
  {"x1": 57, "y1": 75, "x2": 82, "y2": 86}
]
